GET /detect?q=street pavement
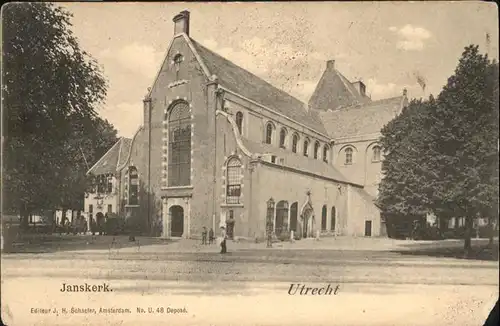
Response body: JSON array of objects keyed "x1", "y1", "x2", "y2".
[{"x1": 1, "y1": 237, "x2": 499, "y2": 326}]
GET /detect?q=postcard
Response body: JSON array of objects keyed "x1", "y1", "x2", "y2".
[{"x1": 1, "y1": 2, "x2": 498, "y2": 325}]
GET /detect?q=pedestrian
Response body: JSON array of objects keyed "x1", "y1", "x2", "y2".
[
  {"x1": 208, "y1": 228, "x2": 215, "y2": 244},
  {"x1": 219, "y1": 226, "x2": 227, "y2": 254},
  {"x1": 202, "y1": 227, "x2": 207, "y2": 245}
]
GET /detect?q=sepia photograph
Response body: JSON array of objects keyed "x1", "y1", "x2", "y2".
[{"x1": 1, "y1": 2, "x2": 499, "y2": 325}]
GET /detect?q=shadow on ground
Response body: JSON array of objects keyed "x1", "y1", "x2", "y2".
[
  {"x1": 3, "y1": 234, "x2": 175, "y2": 254},
  {"x1": 394, "y1": 242, "x2": 499, "y2": 261}
]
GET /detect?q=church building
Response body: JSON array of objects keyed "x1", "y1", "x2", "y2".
[{"x1": 85, "y1": 10, "x2": 408, "y2": 240}]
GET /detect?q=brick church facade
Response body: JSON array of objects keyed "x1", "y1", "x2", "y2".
[{"x1": 84, "y1": 11, "x2": 408, "y2": 239}]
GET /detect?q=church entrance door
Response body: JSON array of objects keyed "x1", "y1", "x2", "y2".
[{"x1": 170, "y1": 205, "x2": 184, "y2": 237}]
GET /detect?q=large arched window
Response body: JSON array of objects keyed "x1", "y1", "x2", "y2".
[
  {"x1": 265, "y1": 122, "x2": 274, "y2": 144},
  {"x1": 168, "y1": 102, "x2": 191, "y2": 187},
  {"x1": 323, "y1": 145, "x2": 329, "y2": 163},
  {"x1": 372, "y1": 145, "x2": 381, "y2": 162},
  {"x1": 279, "y1": 128, "x2": 287, "y2": 148},
  {"x1": 303, "y1": 139, "x2": 310, "y2": 157},
  {"x1": 128, "y1": 166, "x2": 139, "y2": 205},
  {"x1": 345, "y1": 148, "x2": 353, "y2": 165},
  {"x1": 314, "y1": 141, "x2": 321, "y2": 159},
  {"x1": 235, "y1": 111, "x2": 243, "y2": 135},
  {"x1": 226, "y1": 157, "x2": 242, "y2": 204},
  {"x1": 292, "y1": 133, "x2": 299, "y2": 153}
]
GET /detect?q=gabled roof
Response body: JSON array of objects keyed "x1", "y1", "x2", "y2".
[
  {"x1": 240, "y1": 137, "x2": 362, "y2": 186},
  {"x1": 318, "y1": 95, "x2": 407, "y2": 139},
  {"x1": 308, "y1": 62, "x2": 371, "y2": 111},
  {"x1": 87, "y1": 137, "x2": 132, "y2": 175},
  {"x1": 190, "y1": 39, "x2": 329, "y2": 135}
]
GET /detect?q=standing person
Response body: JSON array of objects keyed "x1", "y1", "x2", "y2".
[
  {"x1": 208, "y1": 228, "x2": 215, "y2": 244},
  {"x1": 219, "y1": 226, "x2": 227, "y2": 254},
  {"x1": 201, "y1": 227, "x2": 207, "y2": 245}
]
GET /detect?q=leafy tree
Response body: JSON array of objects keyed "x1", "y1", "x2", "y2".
[
  {"x1": 2, "y1": 3, "x2": 113, "y2": 226},
  {"x1": 429, "y1": 46, "x2": 498, "y2": 252},
  {"x1": 378, "y1": 45, "x2": 499, "y2": 254}
]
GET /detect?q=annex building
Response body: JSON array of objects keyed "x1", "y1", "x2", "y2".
[{"x1": 84, "y1": 11, "x2": 408, "y2": 240}]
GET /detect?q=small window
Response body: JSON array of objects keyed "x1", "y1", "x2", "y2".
[
  {"x1": 372, "y1": 145, "x2": 381, "y2": 162},
  {"x1": 235, "y1": 111, "x2": 243, "y2": 135},
  {"x1": 345, "y1": 148, "x2": 353, "y2": 165},
  {"x1": 292, "y1": 134, "x2": 299, "y2": 153},
  {"x1": 265, "y1": 123, "x2": 273, "y2": 144},
  {"x1": 323, "y1": 146, "x2": 329, "y2": 163},
  {"x1": 314, "y1": 141, "x2": 320, "y2": 159},
  {"x1": 107, "y1": 176, "x2": 113, "y2": 193},
  {"x1": 271, "y1": 155, "x2": 277, "y2": 164},
  {"x1": 174, "y1": 54, "x2": 183, "y2": 79},
  {"x1": 303, "y1": 139, "x2": 309, "y2": 157},
  {"x1": 279, "y1": 158, "x2": 285, "y2": 165},
  {"x1": 279, "y1": 128, "x2": 287, "y2": 148}
]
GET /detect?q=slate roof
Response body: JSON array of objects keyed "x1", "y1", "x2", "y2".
[
  {"x1": 190, "y1": 39, "x2": 328, "y2": 135},
  {"x1": 87, "y1": 137, "x2": 132, "y2": 175},
  {"x1": 240, "y1": 138, "x2": 362, "y2": 186},
  {"x1": 308, "y1": 63, "x2": 372, "y2": 111},
  {"x1": 319, "y1": 96, "x2": 406, "y2": 139}
]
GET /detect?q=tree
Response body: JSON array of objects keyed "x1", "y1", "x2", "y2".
[
  {"x1": 377, "y1": 98, "x2": 437, "y2": 237},
  {"x1": 2, "y1": 3, "x2": 110, "y2": 226},
  {"x1": 378, "y1": 45, "x2": 499, "y2": 255},
  {"x1": 429, "y1": 46, "x2": 498, "y2": 253}
]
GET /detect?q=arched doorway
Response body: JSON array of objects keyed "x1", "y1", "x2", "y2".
[
  {"x1": 275, "y1": 201, "x2": 289, "y2": 235},
  {"x1": 170, "y1": 205, "x2": 184, "y2": 237},
  {"x1": 331, "y1": 207, "x2": 336, "y2": 232},
  {"x1": 301, "y1": 202, "x2": 314, "y2": 238},
  {"x1": 290, "y1": 202, "x2": 298, "y2": 232},
  {"x1": 96, "y1": 212, "x2": 105, "y2": 234},
  {"x1": 321, "y1": 205, "x2": 327, "y2": 231}
]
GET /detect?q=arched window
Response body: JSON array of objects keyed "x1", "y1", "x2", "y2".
[
  {"x1": 168, "y1": 102, "x2": 191, "y2": 187},
  {"x1": 321, "y1": 205, "x2": 327, "y2": 231},
  {"x1": 372, "y1": 145, "x2": 381, "y2": 162},
  {"x1": 275, "y1": 200, "x2": 289, "y2": 235},
  {"x1": 323, "y1": 145, "x2": 329, "y2": 163},
  {"x1": 331, "y1": 206, "x2": 336, "y2": 231},
  {"x1": 226, "y1": 157, "x2": 242, "y2": 204},
  {"x1": 292, "y1": 133, "x2": 299, "y2": 153},
  {"x1": 279, "y1": 128, "x2": 287, "y2": 148},
  {"x1": 314, "y1": 141, "x2": 321, "y2": 159},
  {"x1": 303, "y1": 139, "x2": 309, "y2": 157},
  {"x1": 345, "y1": 148, "x2": 353, "y2": 165},
  {"x1": 128, "y1": 166, "x2": 139, "y2": 205},
  {"x1": 235, "y1": 111, "x2": 243, "y2": 135},
  {"x1": 173, "y1": 54, "x2": 183, "y2": 80},
  {"x1": 265, "y1": 122, "x2": 273, "y2": 144}
]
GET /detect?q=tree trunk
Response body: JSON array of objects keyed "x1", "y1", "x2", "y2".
[
  {"x1": 19, "y1": 204, "x2": 29, "y2": 230},
  {"x1": 463, "y1": 215, "x2": 474, "y2": 257},
  {"x1": 488, "y1": 217, "x2": 494, "y2": 247}
]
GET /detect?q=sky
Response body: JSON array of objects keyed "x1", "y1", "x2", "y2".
[{"x1": 62, "y1": 2, "x2": 499, "y2": 138}]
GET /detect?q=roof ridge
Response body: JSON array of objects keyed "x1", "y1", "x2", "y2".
[{"x1": 190, "y1": 38, "x2": 306, "y2": 108}]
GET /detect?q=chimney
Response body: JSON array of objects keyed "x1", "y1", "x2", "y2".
[
  {"x1": 326, "y1": 60, "x2": 335, "y2": 70},
  {"x1": 352, "y1": 81, "x2": 366, "y2": 97},
  {"x1": 173, "y1": 10, "x2": 190, "y2": 36}
]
